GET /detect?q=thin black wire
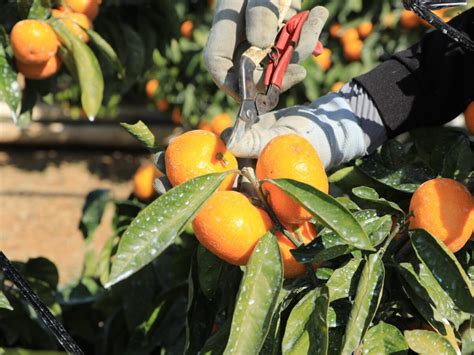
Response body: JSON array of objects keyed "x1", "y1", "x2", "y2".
[
  {"x1": 404, "y1": 0, "x2": 474, "y2": 51},
  {"x1": 0, "y1": 252, "x2": 84, "y2": 355}
]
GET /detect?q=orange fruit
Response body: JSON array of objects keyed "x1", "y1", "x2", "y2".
[
  {"x1": 409, "y1": 178, "x2": 474, "y2": 253},
  {"x1": 180, "y1": 20, "x2": 193, "y2": 39},
  {"x1": 400, "y1": 10, "x2": 419, "y2": 29},
  {"x1": 193, "y1": 191, "x2": 273, "y2": 265},
  {"x1": 16, "y1": 55, "x2": 61, "y2": 80},
  {"x1": 52, "y1": 9, "x2": 91, "y2": 42},
  {"x1": 156, "y1": 99, "x2": 169, "y2": 112},
  {"x1": 343, "y1": 39, "x2": 363, "y2": 61},
  {"x1": 171, "y1": 106, "x2": 182, "y2": 125},
  {"x1": 383, "y1": 13, "x2": 395, "y2": 28},
  {"x1": 65, "y1": 0, "x2": 100, "y2": 20},
  {"x1": 256, "y1": 134, "x2": 328, "y2": 225},
  {"x1": 329, "y1": 23, "x2": 342, "y2": 38},
  {"x1": 330, "y1": 81, "x2": 345, "y2": 92},
  {"x1": 464, "y1": 101, "x2": 474, "y2": 135},
  {"x1": 210, "y1": 113, "x2": 233, "y2": 136},
  {"x1": 340, "y1": 28, "x2": 359, "y2": 45},
  {"x1": 314, "y1": 48, "x2": 332, "y2": 72},
  {"x1": 10, "y1": 20, "x2": 59, "y2": 64},
  {"x1": 198, "y1": 120, "x2": 213, "y2": 132},
  {"x1": 133, "y1": 163, "x2": 163, "y2": 200},
  {"x1": 276, "y1": 221, "x2": 318, "y2": 278},
  {"x1": 165, "y1": 130, "x2": 238, "y2": 190},
  {"x1": 357, "y1": 21, "x2": 373, "y2": 38},
  {"x1": 146, "y1": 79, "x2": 159, "y2": 99}
]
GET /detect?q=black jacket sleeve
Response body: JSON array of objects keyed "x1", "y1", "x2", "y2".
[{"x1": 353, "y1": 7, "x2": 474, "y2": 138}]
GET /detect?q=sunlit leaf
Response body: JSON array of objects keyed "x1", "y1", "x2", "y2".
[
  {"x1": 327, "y1": 258, "x2": 363, "y2": 302},
  {"x1": 360, "y1": 322, "x2": 408, "y2": 354},
  {"x1": 120, "y1": 121, "x2": 157, "y2": 152},
  {"x1": 0, "y1": 40, "x2": 21, "y2": 122},
  {"x1": 224, "y1": 232, "x2": 283, "y2": 354},
  {"x1": 404, "y1": 330, "x2": 456, "y2": 355},
  {"x1": 0, "y1": 291, "x2": 12, "y2": 311},
  {"x1": 106, "y1": 172, "x2": 229, "y2": 287}
]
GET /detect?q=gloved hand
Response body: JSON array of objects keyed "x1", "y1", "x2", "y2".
[
  {"x1": 222, "y1": 81, "x2": 388, "y2": 169},
  {"x1": 204, "y1": 0, "x2": 329, "y2": 101}
]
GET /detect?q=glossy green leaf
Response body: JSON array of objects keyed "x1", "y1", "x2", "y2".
[
  {"x1": 106, "y1": 172, "x2": 229, "y2": 287},
  {"x1": 98, "y1": 235, "x2": 115, "y2": 286},
  {"x1": 335, "y1": 197, "x2": 360, "y2": 212},
  {"x1": 355, "y1": 153, "x2": 434, "y2": 193},
  {"x1": 18, "y1": 0, "x2": 51, "y2": 19},
  {"x1": 0, "y1": 42, "x2": 21, "y2": 123},
  {"x1": 411, "y1": 229, "x2": 474, "y2": 313},
  {"x1": 404, "y1": 330, "x2": 456, "y2": 355},
  {"x1": 79, "y1": 189, "x2": 110, "y2": 240},
  {"x1": 398, "y1": 263, "x2": 449, "y2": 334},
  {"x1": 197, "y1": 245, "x2": 224, "y2": 300},
  {"x1": 224, "y1": 232, "x2": 283, "y2": 355},
  {"x1": 267, "y1": 179, "x2": 373, "y2": 250},
  {"x1": 261, "y1": 288, "x2": 291, "y2": 355},
  {"x1": 86, "y1": 28, "x2": 125, "y2": 78},
  {"x1": 329, "y1": 166, "x2": 379, "y2": 191},
  {"x1": 0, "y1": 291, "x2": 12, "y2": 311},
  {"x1": 461, "y1": 318, "x2": 474, "y2": 355},
  {"x1": 352, "y1": 186, "x2": 404, "y2": 215},
  {"x1": 341, "y1": 253, "x2": 385, "y2": 355},
  {"x1": 120, "y1": 121, "x2": 157, "y2": 152},
  {"x1": 327, "y1": 258, "x2": 363, "y2": 302},
  {"x1": 281, "y1": 287, "x2": 330, "y2": 355},
  {"x1": 360, "y1": 322, "x2": 408, "y2": 355},
  {"x1": 49, "y1": 19, "x2": 103, "y2": 119}
]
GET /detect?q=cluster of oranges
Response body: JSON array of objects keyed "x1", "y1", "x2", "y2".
[
  {"x1": 10, "y1": 0, "x2": 100, "y2": 80},
  {"x1": 328, "y1": 21, "x2": 373, "y2": 62},
  {"x1": 161, "y1": 130, "x2": 328, "y2": 278}
]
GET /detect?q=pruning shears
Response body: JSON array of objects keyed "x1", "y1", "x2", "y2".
[{"x1": 226, "y1": 11, "x2": 323, "y2": 151}]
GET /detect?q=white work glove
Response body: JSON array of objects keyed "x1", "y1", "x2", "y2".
[
  {"x1": 221, "y1": 82, "x2": 388, "y2": 169},
  {"x1": 204, "y1": 0, "x2": 329, "y2": 101}
]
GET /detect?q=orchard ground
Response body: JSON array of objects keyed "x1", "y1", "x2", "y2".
[{"x1": 0, "y1": 147, "x2": 148, "y2": 285}]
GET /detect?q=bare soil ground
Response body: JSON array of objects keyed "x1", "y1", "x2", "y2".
[{"x1": 0, "y1": 147, "x2": 149, "y2": 286}]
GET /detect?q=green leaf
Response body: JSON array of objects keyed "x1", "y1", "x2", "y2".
[
  {"x1": 404, "y1": 330, "x2": 456, "y2": 355},
  {"x1": 355, "y1": 152, "x2": 434, "y2": 193},
  {"x1": 341, "y1": 253, "x2": 385, "y2": 355},
  {"x1": 0, "y1": 349, "x2": 66, "y2": 355},
  {"x1": 49, "y1": 19, "x2": 103, "y2": 119},
  {"x1": 120, "y1": 121, "x2": 157, "y2": 152},
  {"x1": 0, "y1": 291, "x2": 12, "y2": 311},
  {"x1": 0, "y1": 41, "x2": 21, "y2": 122},
  {"x1": 328, "y1": 166, "x2": 380, "y2": 191},
  {"x1": 18, "y1": 0, "x2": 51, "y2": 20},
  {"x1": 79, "y1": 189, "x2": 110, "y2": 240},
  {"x1": 411, "y1": 229, "x2": 474, "y2": 313},
  {"x1": 352, "y1": 186, "x2": 405, "y2": 215},
  {"x1": 86, "y1": 28, "x2": 124, "y2": 78},
  {"x1": 360, "y1": 322, "x2": 408, "y2": 355},
  {"x1": 327, "y1": 258, "x2": 363, "y2": 302},
  {"x1": 224, "y1": 232, "x2": 283, "y2": 355},
  {"x1": 106, "y1": 172, "x2": 229, "y2": 287},
  {"x1": 98, "y1": 235, "x2": 115, "y2": 286},
  {"x1": 461, "y1": 318, "x2": 474, "y2": 355},
  {"x1": 197, "y1": 245, "x2": 224, "y2": 301},
  {"x1": 313, "y1": 286, "x2": 330, "y2": 354},
  {"x1": 266, "y1": 179, "x2": 373, "y2": 251}
]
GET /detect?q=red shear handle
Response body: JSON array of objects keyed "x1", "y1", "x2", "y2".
[{"x1": 264, "y1": 11, "x2": 323, "y2": 90}]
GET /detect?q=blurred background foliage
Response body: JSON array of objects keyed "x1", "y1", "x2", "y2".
[{"x1": 0, "y1": 0, "x2": 463, "y2": 127}]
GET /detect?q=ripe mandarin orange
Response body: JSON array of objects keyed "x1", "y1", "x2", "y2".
[
  {"x1": 11, "y1": 20, "x2": 59, "y2": 64},
  {"x1": 383, "y1": 13, "x2": 395, "y2": 28},
  {"x1": 198, "y1": 120, "x2": 213, "y2": 132},
  {"x1": 464, "y1": 101, "x2": 474, "y2": 135},
  {"x1": 329, "y1": 23, "x2": 342, "y2": 38},
  {"x1": 193, "y1": 191, "x2": 273, "y2": 265},
  {"x1": 171, "y1": 107, "x2": 182, "y2": 125},
  {"x1": 16, "y1": 55, "x2": 61, "y2": 80},
  {"x1": 210, "y1": 113, "x2": 233, "y2": 136},
  {"x1": 343, "y1": 39, "x2": 363, "y2": 61},
  {"x1": 65, "y1": 0, "x2": 100, "y2": 20},
  {"x1": 409, "y1": 178, "x2": 474, "y2": 252},
  {"x1": 276, "y1": 221, "x2": 318, "y2": 278},
  {"x1": 400, "y1": 10, "x2": 419, "y2": 29},
  {"x1": 146, "y1": 79, "x2": 159, "y2": 99},
  {"x1": 180, "y1": 20, "x2": 194, "y2": 39},
  {"x1": 256, "y1": 134, "x2": 328, "y2": 225},
  {"x1": 357, "y1": 21, "x2": 373, "y2": 38},
  {"x1": 133, "y1": 163, "x2": 163, "y2": 200},
  {"x1": 165, "y1": 130, "x2": 238, "y2": 190},
  {"x1": 156, "y1": 99, "x2": 169, "y2": 112},
  {"x1": 330, "y1": 81, "x2": 345, "y2": 92},
  {"x1": 340, "y1": 28, "x2": 359, "y2": 45},
  {"x1": 52, "y1": 9, "x2": 91, "y2": 42},
  {"x1": 314, "y1": 48, "x2": 332, "y2": 71}
]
